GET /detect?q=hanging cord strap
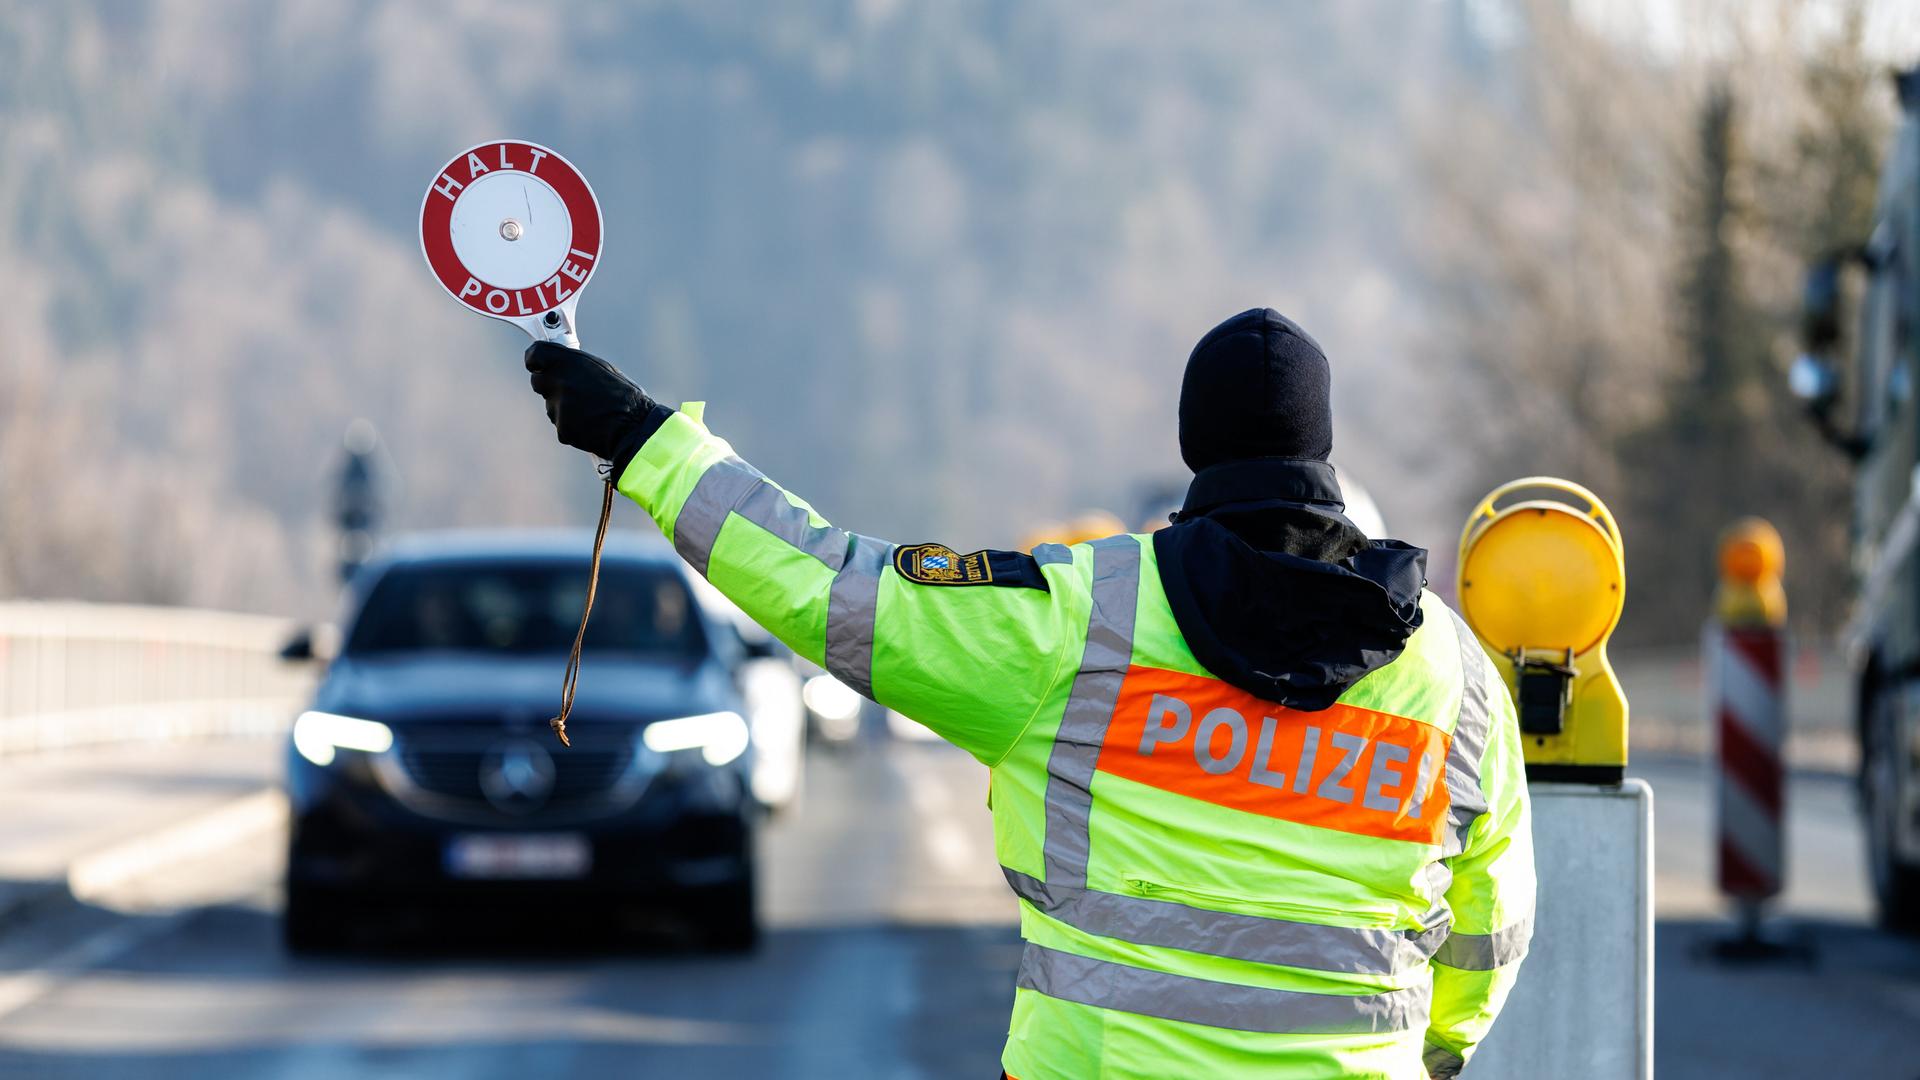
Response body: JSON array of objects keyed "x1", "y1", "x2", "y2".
[{"x1": 550, "y1": 477, "x2": 616, "y2": 748}]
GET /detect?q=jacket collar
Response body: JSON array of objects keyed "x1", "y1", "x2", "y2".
[{"x1": 1175, "y1": 457, "x2": 1345, "y2": 522}]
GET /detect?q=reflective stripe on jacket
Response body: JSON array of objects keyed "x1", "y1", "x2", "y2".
[{"x1": 618, "y1": 408, "x2": 1535, "y2": 1080}]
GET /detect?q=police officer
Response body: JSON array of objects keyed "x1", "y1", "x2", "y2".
[{"x1": 525, "y1": 307, "x2": 1533, "y2": 1080}]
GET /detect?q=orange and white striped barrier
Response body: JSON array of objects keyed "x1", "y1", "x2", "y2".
[
  {"x1": 1707, "y1": 519, "x2": 1789, "y2": 931},
  {"x1": 1711, "y1": 624, "x2": 1785, "y2": 903}
]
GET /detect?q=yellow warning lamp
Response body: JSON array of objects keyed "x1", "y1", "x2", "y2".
[
  {"x1": 1458, "y1": 477, "x2": 1629, "y2": 783},
  {"x1": 1714, "y1": 518, "x2": 1786, "y2": 630},
  {"x1": 1019, "y1": 511, "x2": 1132, "y2": 552},
  {"x1": 1069, "y1": 511, "x2": 1129, "y2": 543}
]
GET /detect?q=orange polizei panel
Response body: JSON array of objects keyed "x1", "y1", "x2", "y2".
[{"x1": 1095, "y1": 667, "x2": 1452, "y2": 844}]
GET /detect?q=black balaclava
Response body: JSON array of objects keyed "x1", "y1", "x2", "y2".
[
  {"x1": 1178, "y1": 307, "x2": 1333, "y2": 471},
  {"x1": 1157, "y1": 307, "x2": 1428, "y2": 710}
]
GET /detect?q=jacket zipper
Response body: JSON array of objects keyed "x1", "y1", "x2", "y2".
[{"x1": 1122, "y1": 874, "x2": 1400, "y2": 929}]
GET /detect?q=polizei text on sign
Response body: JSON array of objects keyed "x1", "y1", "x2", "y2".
[{"x1": 418, "y1": 140, "x2": 603, "y2": 324}]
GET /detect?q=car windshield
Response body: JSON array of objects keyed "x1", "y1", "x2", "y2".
[{"x1": 345, "y1": 561, "x2": 707, "y2": 658}]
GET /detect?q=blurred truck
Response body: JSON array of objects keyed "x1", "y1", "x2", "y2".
[{"x1": 1790, "y1": 66, "x2": 1920, "y2": 931}]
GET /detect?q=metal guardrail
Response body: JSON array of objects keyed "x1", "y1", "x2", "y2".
[{"x1": 0, "y1": 602, "x2": 313, "y2": 757}]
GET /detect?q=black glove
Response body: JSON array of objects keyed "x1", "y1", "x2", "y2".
[{"x1": 524, "y1": 341, "x2": 674, "y2": 473}]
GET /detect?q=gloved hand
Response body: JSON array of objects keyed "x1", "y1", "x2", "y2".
[{"x1": 524, "y1": 341, "x2": 674, "y2": 474}]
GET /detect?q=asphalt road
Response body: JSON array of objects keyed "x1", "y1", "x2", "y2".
[
  {"x1": 0, "y1": 738, "x2": 1018, "y2": 1080},
  {"x1": 1632, "y1": 755, "x2": 1920, "y2": 1078},
  {"x1": 0, "y1": 738, "x2": 1913, "y2": 1078}
]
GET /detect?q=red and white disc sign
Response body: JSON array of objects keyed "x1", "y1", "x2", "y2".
[{"x1": 419, "y1": 140, "x2": 602, "y2": 331}]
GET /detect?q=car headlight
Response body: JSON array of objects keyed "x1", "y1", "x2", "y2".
[
  {"x1": 642, "y1": 711, "x2": 750, "y2": 767},
  {"x1": 293, "y1": 711, "x2": 394, "y2": 767}
]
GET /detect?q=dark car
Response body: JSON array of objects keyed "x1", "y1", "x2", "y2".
[{"x1": 282, "y1": 531, "x2": 758, "y2": 952}]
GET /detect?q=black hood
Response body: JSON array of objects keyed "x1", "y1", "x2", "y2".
[{"x1": 1153, "y1": 458, "x2": 1428, "y2": 711}]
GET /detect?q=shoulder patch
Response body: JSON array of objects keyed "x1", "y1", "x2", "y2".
[
  {"x1": 894, "y1": 543, "x2": 1050, "y2": 590},
  {"x1": 895, "y1": 543, "x2": 992, "y2": 585}
]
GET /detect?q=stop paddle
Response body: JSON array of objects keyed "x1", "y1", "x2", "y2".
[{"x1": 418, "y1": 140, "x2": 612, "y2": 748}]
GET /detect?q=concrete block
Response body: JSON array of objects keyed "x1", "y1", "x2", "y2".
[{"x1": 1468, "y1": 779, "x2": 1654, "y2": 1079}]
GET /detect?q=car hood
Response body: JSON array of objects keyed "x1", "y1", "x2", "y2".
[{"x1": 312, "y1": 654, "x2": 738, "y2": 728}]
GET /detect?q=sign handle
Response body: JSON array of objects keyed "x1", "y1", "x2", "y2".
[
  {"x1": 533, "y1": 308, "x2": 605, "y2": 467},
  {"x1": 538, "y1": 306, "x2": 582, "y2": 350}
]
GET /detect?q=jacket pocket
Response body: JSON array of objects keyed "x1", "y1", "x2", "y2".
[{"x1": 1122, "y1": 873, "x2": 1399, "y2": 929}]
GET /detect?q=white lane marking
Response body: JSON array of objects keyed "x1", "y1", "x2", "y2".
[
  {"x1": 0, "y1": 911, "x2": 184, "y2": 1023},
  {"x1": 0, "y1": 789, "x2": 287, "y2": 1025},
  {"x1": 67, "y1": 789, "x2": 286, "y2": 907},
  {"x1": 0, "y1": 971, "x2": 765, "y2": 1051}
]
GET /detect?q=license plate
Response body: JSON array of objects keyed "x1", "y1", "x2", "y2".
[{"x1": 444, "y1": 833, "x2": 591, "y2": 880}]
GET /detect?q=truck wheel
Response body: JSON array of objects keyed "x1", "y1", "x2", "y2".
[{"x1": 1864, "y1": 685, "x2": 1920, "y2": 933}]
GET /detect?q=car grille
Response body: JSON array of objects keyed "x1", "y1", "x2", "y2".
[
  {"x1": 377, "y1": 727, "x2": 650, "y2": 824},
  {"x1": 400, "y1": 746, "x2": 632, "y2": 802}
]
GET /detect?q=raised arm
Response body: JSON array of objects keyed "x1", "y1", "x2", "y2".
[{"x1": 527, "y1": 342, "x2": 1077, "y2": 765}]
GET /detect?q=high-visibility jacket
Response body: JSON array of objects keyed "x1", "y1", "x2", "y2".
[{"x1": 618, "y1": 406, "x2": 1534, "y2": 1079}]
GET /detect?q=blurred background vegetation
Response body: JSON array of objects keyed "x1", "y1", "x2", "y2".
[
  {"x1": 1432, "y1": 0, "x2": 1898, "y2": 642},
  {"x1": 0, "y1": 0, "x2": 1914, "y2": 647}
]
